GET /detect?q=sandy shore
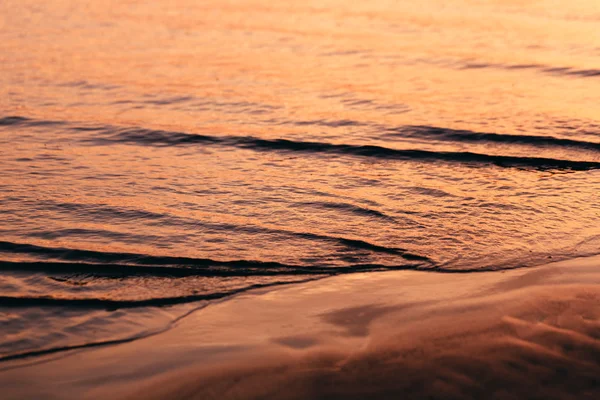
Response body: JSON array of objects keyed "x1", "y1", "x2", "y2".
[{"x1": 2, "y1": 255, "x2": 600, "y2": 399}]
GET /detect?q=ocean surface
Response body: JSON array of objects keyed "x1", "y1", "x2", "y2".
[{"x1": 1, "y1": 0, "x2": 600, "y2": 362}]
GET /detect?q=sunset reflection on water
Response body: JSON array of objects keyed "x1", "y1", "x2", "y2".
[{"x1": 1, "y1": 0, "x2": 600, "y2": 381}]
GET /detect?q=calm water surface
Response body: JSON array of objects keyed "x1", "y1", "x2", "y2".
[{"x1": 1, "y1": 0, "x2": 600, "y2": 360}]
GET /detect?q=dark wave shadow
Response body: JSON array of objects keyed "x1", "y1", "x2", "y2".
[
  {"x1": 293, "y1": 201, "x2": 399, "y2": 223},
  {"x1": 461, "y1": 61, "x2": 600, "y2": 79},
  {"x1": 0, "y1": 116, "x2": 64, "y2": 127},
  {"x1": 0, "y1": 239, "x2": 431, "y2": 269},
  {"x1": 98, "y1": 128, "x2": 600, "y2": 171},
  {"x1": 0, "y1": 277, "x2": 323, "y2": 311},
  {"x1": 5, "y1": 115, "x2": 600, "y2": 171},
  {"x1": 386, "y1": 125, "x2": 600, "y2": 152}
]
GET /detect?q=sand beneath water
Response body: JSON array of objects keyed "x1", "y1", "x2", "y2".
[{"x1": 2, "y1": 255, "x2": 600, "y2": 400}]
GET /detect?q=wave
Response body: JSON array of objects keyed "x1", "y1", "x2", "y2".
[
  {"x1": 1, "y1": 259, "x2": 425, "y2": 278},
  {"x1": 0, "y1": 260, "x2": 322, "y2": 277},
  {"x1": 5, "y1": 115, "x2": 600, "y2": 170},
  {"x1": 0, "y1": 116, "x2": 63, "y2": 127},
  {"x1": 2, "y1": 201, "x2": 428, "y2": 262},
  {"x1": 0, "y1": 259, "x2": 528, "y2": 311},
  {"x1": 459, "y1": 61, "x2": 600, "y2": 79},
  {"x1": 275, "y1": 118, "x2": 372, "y2": 128},
  {"x1": 0, "y1": 237, "x2": 431, "y2": 265},
  {"x1": 293, "y1": 201, "x2": 398, "y2": 222},
  {"x1": 0, "y1": 278, "x2": 323, "y2": 310},
  {"x1": 387, "y1": 125, "x2": 600, "y2": 152},
  {"x1": 26, "y1": 227, "x2": 167, "y2": 243},
  {"x1": 93, "y1": 128, "x2": 600, "y2": 171},
  {"x1": 0, "y1": 257, "x2": 435, "y2": 311}
]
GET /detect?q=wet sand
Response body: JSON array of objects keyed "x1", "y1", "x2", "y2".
[{"x1": 2, "y1": 255, "x2": 600, "y2": 400}]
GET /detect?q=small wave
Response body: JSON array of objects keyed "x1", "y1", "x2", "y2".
[
  {"x1": 543, "y1": 66, "x2": 600, "y2": 78},
  {"x1": 0, "y1": 260, "x2": 434, "y2": 280},
  {"x1": 26, "y1": 228, "x2": 166, "y2": 243},
  {"x1": 281, "y1": 118, "x2": 371, "y2": 128},
  {"x1": 0, "y1": 260, "x2": 334, "y2": 277},
  {"x1": 22, "y1": 199, "x2": 172, "y2": 223},
  {"x1": 460, "y1": 61, "x2": 600, "y2": 79},
  {"x1": 55, "y1": 80, "x2": 120, "y2": 91},
  {"x1": 0, "y1": 278, "x2": 323, "y2": 310},
  {"x1": 0, "y1": 116, "x2": 63, "y2": 127},
  {"x1": 407, "y1": 186, "x2": 456, "y2": 198},
  {"x1": 386, "y1": 125, "x2": 600, "y2": 152},
  {"x1": 0, "y1": 240, "x2": 433, "y2": 268},
  {"x1": 0, "y1": 241, "x2": 312, "y2": 270},
  {"x1": 5, "y1": 115, "x2": 599, "y2": 171},
  {"x1": 0, "y1": 259, "x2": 528, "y2": 311},
  {"x1": 99, "y1": 128, "x2": 600, "y2": 171},
  {"x1": 294, "y1": 201, "x2": 397, "y2": 222},
  {"x1": 1, "y1": 198, "x2": 428, "y2": 262}
]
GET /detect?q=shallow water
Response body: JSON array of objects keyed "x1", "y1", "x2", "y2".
[{"x1": 1, "y1": 0, "x2": 600, "y2": 360}]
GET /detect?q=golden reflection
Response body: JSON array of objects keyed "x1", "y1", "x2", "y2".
[{"x1": 1, "y1": 1, "x2": 600, "y2": 398}]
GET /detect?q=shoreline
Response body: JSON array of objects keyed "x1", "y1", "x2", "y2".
[{"x1": 2, "y1": 254, "x2": 600, "y2": 399}]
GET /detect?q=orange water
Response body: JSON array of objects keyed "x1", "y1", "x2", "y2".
[{"x1": 1, "y1": 0, "x2": 600, "y2": 359}]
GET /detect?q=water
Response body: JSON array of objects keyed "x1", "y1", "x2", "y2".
[{"x1": 1, "y1": 0, "x2": 600, "y2": 362}]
